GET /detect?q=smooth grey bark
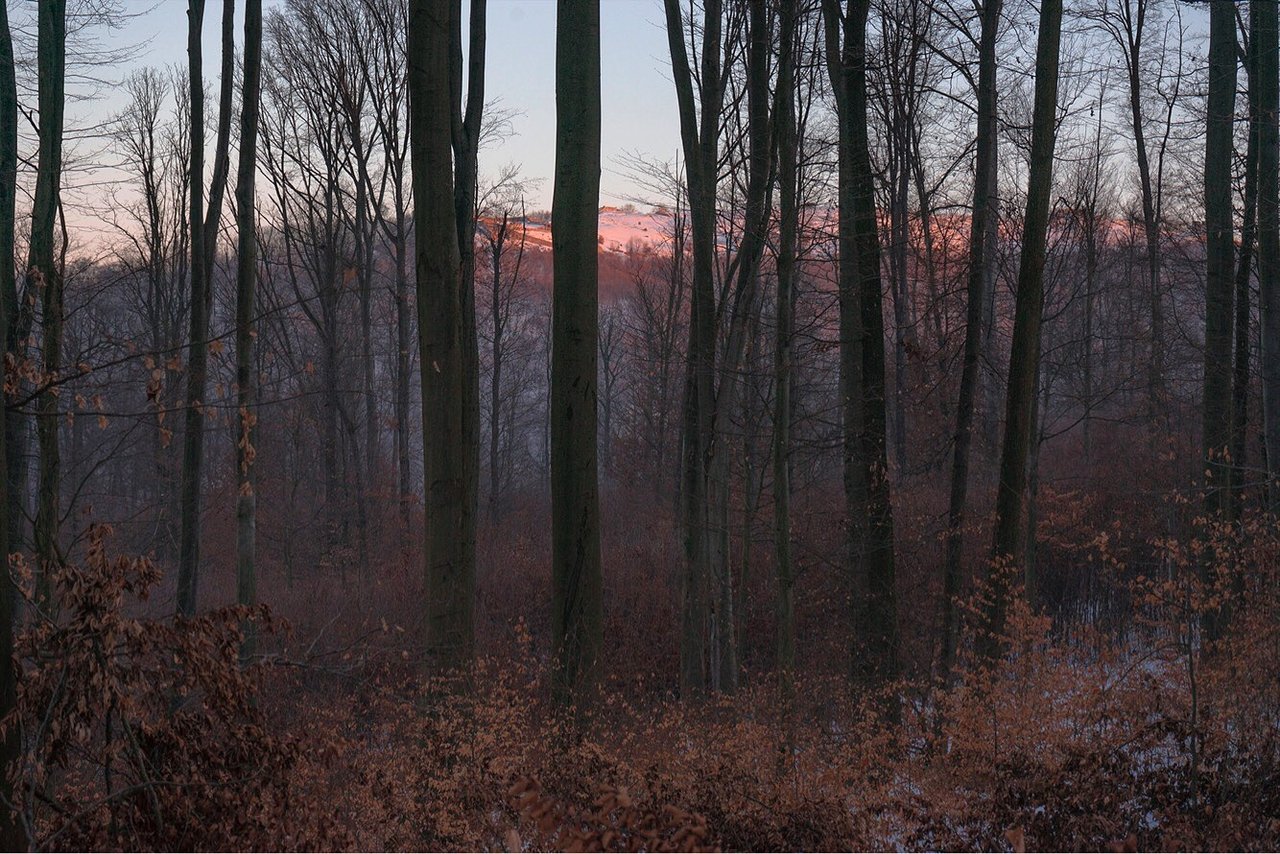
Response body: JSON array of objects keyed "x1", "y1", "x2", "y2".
[
  {"x1": 551, "y1": 0, "x2": 603, "y2": 711},
  {"x1": 409, "y1": 0, "x2": 470, "y2": 671},
  {"x1": 450, "y1": 0, "x2": 484, "y2": 597}
]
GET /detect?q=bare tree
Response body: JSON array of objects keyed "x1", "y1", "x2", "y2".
[
  {"x1": 663, "y1": 0, "x2": 723, "y2": 698},
  {"x1": 408, "y1": 0, "x2": 471, "y2": 672},
  {"x1": 177, "y1": 0, "x2": 236, "y2": 617},
  {"x1": 981, "y1": 0, "x2": 1063, "y2": 662},
  {"x1": 235, "y1": 0, "x2": 263, "y2": 658},
  {"x1": 31, "y1": 0, "x2": 67, "y2": 605},
  {"x1": 0, "y1": 1, "x2": 22, "y2": 845},
  {"x1": 823, "y1": 0, "x2": 898, "y2": 687},
  {"x1": 773, "y1": 0, "x2": 799, "y2": 691},
  {"x1": 1197, "y1": 0, "x2": 1235, "y2": 641},
  {"x1": 1258, "y1": 0, "x2": 1280, "y2": 510},
  {"x1": 550, "y1": 0, "x2": 603, "y2": 710},
  {"x1": 940, "y1": 0, "x2": 1000, "y2": 686}
]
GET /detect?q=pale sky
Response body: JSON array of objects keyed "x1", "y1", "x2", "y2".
[{"x1": 105, "y1": 0, "x2": 683, "y2": 210}]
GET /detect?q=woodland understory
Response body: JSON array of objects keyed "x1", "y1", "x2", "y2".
[{"x1": 12, "y1": 471, "x2": 1280, "y2": 852}]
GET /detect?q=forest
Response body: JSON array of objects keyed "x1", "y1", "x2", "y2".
[{"x1": 0, "y1": 0, "x2": 1276, "y2": 849}]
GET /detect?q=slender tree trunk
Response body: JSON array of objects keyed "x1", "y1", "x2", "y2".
[
  {"x1": 980, "y1": 0, "x2": 1062, "y2": 663},
  {"x1": 1024, "y1": 364, "x2": 1044, "y2": 606},
  {"x1": 551, "y1": 0, "x2": 603, "y2": 711},
  {"x1": 488, "y1": 218, "x2": 506, "y2": 521},
  {"x1": 664, "y1": 0, "x2": 721, "y2": 698},
  {"x1": 0, "y1": 3, "x2": 24, "y2": 845},
  {"x1": 178, "y1": 39, "x2": 206, "y2": 612},
  {"x1": 1083, "y1": 86, "x2": 1104, "y2": 466},
  {"x1": 824, "y1": 1, "x2": 868, "y2": 675},
  {"x1": 31, "y1": 0, "x2": 66, "y2": 608},
  {"x1": 395, "y1": 221, "x2": 412, "y2": 544},
  {"x1": 1233, "y1": 11, "x2": 1259, "y2": 519},
  {"x1": 177, "y1": 0, "x2": 235, "y2": 617},
  {"x1": 451, "y1": 0, "x2": 484, "y2": 600},
  {"x1": 773, "y1": 0, "x2": 798, "y2": 692},
  {"x1": 1200, "y1": 0, "x2": 1237, "y2": 642},
  {"x1": 235, "y1": 0, "x2": 262, "y2": 661},
  {"x1": 1122, "y1": 0, "x2": 1166, "y2": 419},
  {"x1": 890, "y1": 147, "x2": 910, "y2": 476},
  {"x1": 1258, "y1": 0, "x2": 1280, "y2": 511},
  {"x1": 940, "y1": 0, "x2": 1000, "y2": 685},
  {"x1": 704, "y1": 0, "x2": 774, "y2": 695},
  {"x1": 409, "y1": 0, "x2": 471, "y2": 671}
]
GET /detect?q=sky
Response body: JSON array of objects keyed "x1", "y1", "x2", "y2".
[{"x1": 110, "y1": 0, "x2": 684, "y2": 210}]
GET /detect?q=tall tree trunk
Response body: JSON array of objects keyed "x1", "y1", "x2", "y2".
[
  {"x1": 1120, "y1": 0, "x2": 1166, "y2": 420},
  {"x1": 1200, "y1": 0, "x2": 1236, "y2": 642},
  {"x1": 1083, "y1": 84, "x2": 1105, "y2": 466},
  {"x1": 825, "y1": 0, "x2": 899, "y2": 687},
  {"x1": 823, "y1": 0, "x2": 868, "y2": 677},
  {"x1": 890, "y1": 144, "x2": 910, "y2": 477},
  {"x1": 1258, "y1": 0, "x2": 1280, "y2": 511},
  {"x1": 409, "y1": 0, "x2": 471, "y2": 671},
  {"x1": 488, "y1": 220, "x2": 505, "y2": 522},
  {"x1": 773, "y1": 0, "x2": 798, "y2": 693},
  {"x1": 980, "y1": 0, "x2": 1062, "y2": 663},
  {"x1": 551, "y1": 0, "x2": 603, "y2": 711},
  {"x1": 705, "y1": 0, "x2": 774, "y2": 695},
  {"x1": 663, "y1": 0, "x2": 721, "y2": 698},
  {"x1": 940, "y1": 0, "x2": 1000, "y2": 685},
  {"x1": 177, "y1": 0, "x2": 235, "y2": 617},
  {"x1": 451, "y1": 0, "x2": 484, "y2": 602},
  {"x1": 395, "y1": 219, "x2": 412, "y2": 545},
  {"x1": 0, "y1": 3, "x2": 24, "y2": 845},
  {"x1": 31, "y1": 0, "x2": 66, "y2": 608},
  {"x1": 1233, "y1": 8, "x2": 1259, "y2": 519},
  {"x1": 235, "y1": 0, "x2": 262, "y2": 660}
]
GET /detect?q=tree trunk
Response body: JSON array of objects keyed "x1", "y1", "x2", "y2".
[
  {"x1": 980, "y1": 0, "x2": 1062, "y2": 663},
  {"x1": 1233, "y1": 9, "x2": 1259, "y2": 519},
  {"x1": 551, "y1": 0, "x2": 603, "y2": 711},
  {"x1": 1120, "y1": 0, "x2": 1166, "y2": 420},
  {"x1": 409, "y1": 0, "x2": 471, "y2": 672},
  {"x1": 1258, "y1": 0, "x2": 1280, "y2": 511},
  {"x1": 825, "y1": 0, "x2": 899, "y2": 687},
  {"x1": 0, "y1": 2, "x2": 24, "y2": 844},
  {"x1": 488, "y1": 218, "x2": 505, "y2": 522},
  {"x1": 1200, "y1": 0, "x2": 1236, "y2": 641},
  {"x1": 451, "y1": 0, "x2": 484, "y2": 599},
  {"x1": 177, "y1": 0, "x2": 235, "y2": 617},
  {"x1": 703, "y1": 0, "x2": 774, "y2": 695},
  {"x1": 774, "y1": 0, "x2": 798, "y2": 693},
  {"x1": 395, "y1": 219, "x2": 412, "y2": 545},
  {"x1": 663, "y1": 0, "x2": 721, "y2": 698},
  {"x1": 31, "y1": 0, "x2": 66, "y2": 608},
  {"x1": 940, "y1": 0, "x2": 1000, "y2": 686},
  {"x1": 235, "y1": 0, "x2": 262, "y2": 661}
]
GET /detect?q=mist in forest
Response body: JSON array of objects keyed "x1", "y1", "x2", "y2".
[{"x1": 0, "y1": 0, "x2": 1275, "y2": 850}]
